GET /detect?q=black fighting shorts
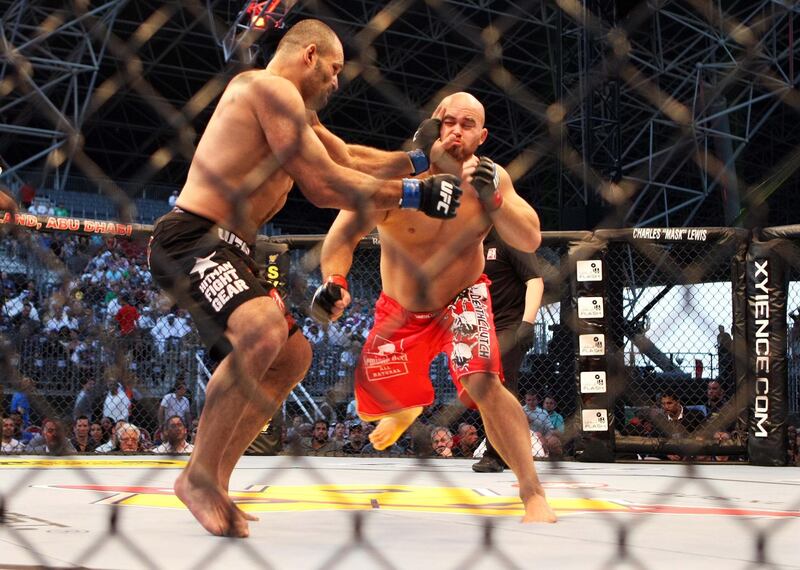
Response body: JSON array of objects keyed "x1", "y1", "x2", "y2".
[{"x1": 148, "y1": 207, "x2": 297, "y2": 361}]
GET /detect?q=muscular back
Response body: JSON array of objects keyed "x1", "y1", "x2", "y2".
[{"x1": 177, "y1": 71, "x2": 294, "y2": 242}]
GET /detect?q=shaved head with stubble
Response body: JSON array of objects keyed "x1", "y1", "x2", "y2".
[
  {"x1": 273, "y1": 19, "x2": 344, "y2": 111},
  {"x1": 436, "y1": 92, "x2": 488, "y2": 162}
]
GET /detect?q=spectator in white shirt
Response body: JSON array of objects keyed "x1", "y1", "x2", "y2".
[
  {"x1": 136, "y1": 306, "x2": 156, "y2": 330},
  {"x1": 151, "y1": 313, "x2": 190, "y2": 354},
  {"x1": 2, "y1": 416, "x2": 24, "y2": 453},
  {"x1": 29, "y1": 200, "x2": 53, "y2": 216},
  {"x1": 158, "y1": 381, "x2": 192, "y2": 429},
  {"x1": 152, "y1": 415, "x2": 194, "y2": 454},
  {"x1": 102, "y1": 381, "x2": 130, "y2": 423},
  {"x1": 43, "y1": 306, "x2": 78, "y2": 333},
  {"x1": 2, "y1": 290, "x2": 38, "y2": 320}
]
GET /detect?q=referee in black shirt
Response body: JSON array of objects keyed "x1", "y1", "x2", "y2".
[{"x1": 473, "y1": 228, "x2": 544, "y2": 472}]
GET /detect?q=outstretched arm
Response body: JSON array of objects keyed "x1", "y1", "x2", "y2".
[
  {"x1": 254, "y1": 78, "x2": 460, "y2": 220},
  {"x1": 256, "y1": 79, "x2": 401, "y2": 211},
  {"x1": 307, "y1": 111, "x2": 414, "y2": 178}
]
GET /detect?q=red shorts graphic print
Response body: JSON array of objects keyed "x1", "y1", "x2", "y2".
[{"x1": 355, "y1": 275, "x2": 503, "y2": 416}]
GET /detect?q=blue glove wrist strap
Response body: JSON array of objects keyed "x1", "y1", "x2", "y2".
[
  {"x1": 400, "y1": 178, "x2": 421, "y2": 209},
  {"x1": 407, "y1": 149, "x2": 429, "y2": 175}
]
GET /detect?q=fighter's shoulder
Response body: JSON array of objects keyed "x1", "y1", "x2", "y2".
[{"x1": 230, "y1": 71, "x2": 303, "y2": 107}]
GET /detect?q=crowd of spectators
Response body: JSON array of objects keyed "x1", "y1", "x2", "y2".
[
  {"x1": 1, "y1": 209, "x2": 519, "y2": 462},
  {"x1": 0, "y1": 230, "x2": 198, "y2": 394},
  {"x1": 2, "y1": 227, "x2": 768, "y2": 463},
  {"x1": 0, "y1": 408, "x2": 195, "y2": 455},
  {"x1": 0, "y1": 227, "x2": 385, "y2": 457},
  {"x1": 282, "y1": 399, "x2": 499, "y2": 460},
  {"x1": 619, "y1": 380, "x2": 744, "y2": 461}
]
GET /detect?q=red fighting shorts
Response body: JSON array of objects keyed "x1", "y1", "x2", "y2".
[{"x1": 355, "y1": 274, "x2": 503, "y2": 416}]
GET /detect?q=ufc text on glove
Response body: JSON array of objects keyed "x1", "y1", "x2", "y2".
[{"x1": 399, "y1": 174, "x2": 462, "y2": 219}]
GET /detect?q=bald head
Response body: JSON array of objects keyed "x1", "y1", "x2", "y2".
[
  {"x1": 435, "y1": 91, "x2": 488, "y2": 161},
  {"x1": 438, "y1": 92, "x2": 485, "y2": 127},
  {"x1": 276, "y1": 19, "x2": 341, "y2": 58}
]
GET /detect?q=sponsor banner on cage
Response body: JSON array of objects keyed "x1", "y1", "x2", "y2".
[
  {"x1": 577, "y1": 297, "x2": 604, "y2": 319},
  {"x1": 580, "y1": 371, "x2": 607, "y2": 393},
  {"x1": 581, "y1": 409, "x2": 608, "y2": 431},
  {"x1": 576, "y1": 260, "x2": 603, "y2": 281},
  {"x1": 631, "y1": 227, "x2": 708, "y2": 241},
  {"x1": 746, "y1": 243, "x2": 788, "y2": 466},
  {"x1": 0, "y1": 212, "x2": 134, "y2": 237},
  {"x1": 579, "y1": 334, "x2": 605, "y2": 356}
]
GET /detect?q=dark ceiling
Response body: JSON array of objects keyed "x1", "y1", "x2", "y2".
[{"x1": 2, "y1": 1, "x2": 800, "y2": 232}]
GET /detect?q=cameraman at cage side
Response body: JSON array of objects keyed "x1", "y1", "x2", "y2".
[{"x1": 472, "y1": 227, "x2": 544, "y2": 473}]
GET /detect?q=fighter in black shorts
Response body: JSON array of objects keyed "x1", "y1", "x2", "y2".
[
  {"x1": 144, "y1": 19, "x2": 461, "y2": 538},
  {"x1": 148, "y1": 207, "x2": 299, "y2": 362}
]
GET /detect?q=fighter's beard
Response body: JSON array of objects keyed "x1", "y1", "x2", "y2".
[{"x1": 447, "y1": 147, "x2": 467, "y2": 162}]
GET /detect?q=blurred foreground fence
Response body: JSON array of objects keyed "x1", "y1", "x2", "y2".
[{"x1": 1, "y1": 214, "x2": 799, "y2": 463}]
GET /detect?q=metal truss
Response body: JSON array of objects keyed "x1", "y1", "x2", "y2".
[
  {"x1": 557, "y1": 0, "x2": 621, "y2": 229},
  {"x1": 560, "y1": 0, "x2": 800, "y2": 228},
  {"x1": 0, "y1": 0, "x2": 125, "y2": 189},
  {"x1": 219, "y1": 0, "x2": 296, "y2": 63},
  {"x1": 2, "y1": 1, "x2": 799, "y2": 232}
]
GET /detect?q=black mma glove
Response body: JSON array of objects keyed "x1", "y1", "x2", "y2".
[
  {"x1": 407, "y1": 118, "x2": 441, "y2": 175},
  {"x1": 515, "y1": 320, "x2": 535, "y2": 353},
  {"x1": 472, "y1": 156, "x2": 503, "y2": 212},
  {"x1": 310, "y1": 274, "x2": 348, "y2": 325},
  {"x1": 399, "y1": 174, "x2": 462, "y2": 219}
]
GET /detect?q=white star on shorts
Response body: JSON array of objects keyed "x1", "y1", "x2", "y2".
[{"x1": 190, "y1": 252, "x2": 219, "y2": 279}]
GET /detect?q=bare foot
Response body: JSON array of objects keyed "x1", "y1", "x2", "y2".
[
  {"x1": 238, "y1": 509, "x2": 260, "y2": 522},
  {"x1": 521, "y1": 493, "x2": 557, "y2": 523},
  {"x1": 369, "y1": 417, "x2": 404, "y2": 450},
  {"x1": 222, "y1": 483, "x2": 260, "y2": 522},
  {"x1": 175, "y1": 471, "x2": 250, "y2": 537},
  {"x1": 366, "y1": 407, "x2": 422, "y2": 451}
]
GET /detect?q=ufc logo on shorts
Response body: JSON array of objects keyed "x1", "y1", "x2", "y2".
[{"x1": 436, "y1": 181, "x2": 454, "y2": 215}]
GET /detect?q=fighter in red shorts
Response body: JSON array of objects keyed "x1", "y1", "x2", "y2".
[
  {"x1": 355, "y1": 276, "x2": 501, "y2": 416},
  {"x1": 315, "y1": 92, "x2": 556, "y2": 523}
]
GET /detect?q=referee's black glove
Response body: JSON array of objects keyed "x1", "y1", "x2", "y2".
[{"x1": 515, "y1": 321, "x2": 535, "y2": 353}]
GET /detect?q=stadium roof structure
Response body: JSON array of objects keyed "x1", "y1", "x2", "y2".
[{"x1": 1, "y1": 1, "x2": 800, "y2": 232}]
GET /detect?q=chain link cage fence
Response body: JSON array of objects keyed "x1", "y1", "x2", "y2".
[
  {"x1": 2, "y1": 0, "x2": 800, "y2": 566},
  {"x1": 603, "y1": 229, "x2": 749, "y2": 461}
]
